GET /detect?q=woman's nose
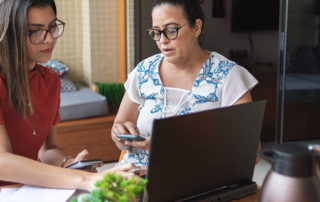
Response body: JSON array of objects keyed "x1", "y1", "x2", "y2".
[
  {"x1": 159, "y1": 32, "x2": 170, "y2": 44},
  {"x1": 43, "y1": 31, "x2": 54, "y2": 44}
]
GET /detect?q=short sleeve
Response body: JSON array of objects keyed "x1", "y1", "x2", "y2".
[
  {"x1": 0, "y1": 81, "x2": 5, "y2": 124},
  {"x1": 0, "y1": 104, "x2": 4, "y2": 124},
  {"x1": 52, "y1": 111, "x2": 60, "y2": 125},
  {"x1": 124, "y1": 68, "x2": 144, "y2": 106},
  {"x1": 52, "y1": 76, "x2": 61, "y2": 125},
  {"x1": 221, "y1": 65, "x2": 258, "y2": 106}
]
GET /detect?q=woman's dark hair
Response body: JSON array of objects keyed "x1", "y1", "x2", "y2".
[
  {"x1": 152, "y1": 0, "x2": 205, "y2": 45},
  {"x1": 0, "y1": 0, "x2": 56, "y2": 118}
]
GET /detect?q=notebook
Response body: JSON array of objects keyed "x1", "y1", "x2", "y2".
[{"x1": 145, "y1": 100, "x2": 266, "y2": 202}]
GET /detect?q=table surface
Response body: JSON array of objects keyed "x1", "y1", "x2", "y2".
[
  {"x1": 1, "y1": 184, "x2": 260, "y2": 202},
  {"x1": 232, "y1": 189, "x2": 259, "y2": 202}
]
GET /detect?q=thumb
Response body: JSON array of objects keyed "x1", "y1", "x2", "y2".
[{"x1": 73, "y1": 150, "x2": 89, "y2": 163}]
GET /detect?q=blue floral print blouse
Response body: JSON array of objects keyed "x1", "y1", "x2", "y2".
[{"x1": 118, "y1": 51, "x2": 258, "y2": 166}]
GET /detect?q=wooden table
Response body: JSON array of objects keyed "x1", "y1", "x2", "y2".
[{"x1": 1, "y1": 184, "x2": 260, "y2": 202}]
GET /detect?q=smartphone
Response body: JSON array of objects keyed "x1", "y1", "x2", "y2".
[
  {"x1": 66, "y1": 159, "x2": 102, "y2": 169},
  {"x1": 116, "y1": 134, "x2": 146, "y2": 141}
]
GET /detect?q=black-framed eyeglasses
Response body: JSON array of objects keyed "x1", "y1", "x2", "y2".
[
  {"x1": 26, "y1": 19, "x2": 65, "y2": 45},
  {"x1": 146, "y1": 24, "x2": 187, "y2": 41}
]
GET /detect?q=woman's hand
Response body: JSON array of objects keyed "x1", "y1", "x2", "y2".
[
  {"x1": 112, "y1": 122, "x2": 150, "y2": 151},
  {"x1": 72, "y1": 149, "x2": 89, "y2": 162},
  {"x1": 86, "y1": 163, "x2": 138, "y2": 191},
  {"x1": 124, "y1": 137, "x2": 151, "y2": 151},
  {"x1": 111, "y1": 121, "x2": 140, "y2": 150},
  {"x1": 106, "y1": 163, "x2": 138, "y2": 176},
  {"x1": 65, "y1": 150, "x2": 103, "y2": 172}
]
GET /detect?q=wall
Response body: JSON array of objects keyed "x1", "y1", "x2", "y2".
[
  {"x1": 201, "y1": 0, "x2": 279, "y2": 63},
  {"x1": 52, "y1": 0, "x2": 282, "y2": 84},
  {"x1": 127, "y1": 0, "x2": 135, "y2": 73},
  {"x1": 52, "y1": 0, "x2": 83, "y2": 83},
  {"x1": 52, "y1": 0, "x2": 118, "y2": 84},
  {"x1": 136, "y1": 0, "x2": 159, "y2": 65}
]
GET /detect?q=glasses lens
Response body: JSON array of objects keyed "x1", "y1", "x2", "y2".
[
  {"x1": 148, "y1": 29, "x2": 161, "y2": 41},
  {"x1": 30, "y1": 30, "x2": 46, "y2": 44},
  {"x1": 164, "y1": 27, "x2": 178, "y2": 40},
  {"x1": 50, "y1": 24, "x2": 64, "y2": 39}
]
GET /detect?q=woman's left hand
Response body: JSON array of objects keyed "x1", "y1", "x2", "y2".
[
  {"x1": 67, "y1": 150, "x2": 103, "y2": 172},
  {"x1": 124, "y1": 137, "x2": 151, "y2": 151}
]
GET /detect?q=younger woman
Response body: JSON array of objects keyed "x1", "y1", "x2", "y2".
[{"x1": 0, "y1": 0, "x2": 135, "y2": 190}]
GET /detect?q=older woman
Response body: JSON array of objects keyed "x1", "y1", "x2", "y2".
[{"x1": 112, "y1": 0, "x2": 258, "y2": 166}]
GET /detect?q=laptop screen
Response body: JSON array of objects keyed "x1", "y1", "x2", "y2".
[{"x1": 146, "y1": 100, "x2": 266, "y2": 201}]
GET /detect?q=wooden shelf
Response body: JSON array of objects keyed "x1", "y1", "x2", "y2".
[{"x1": 56, "y1": 115, "x2": 121, "y2": 163}]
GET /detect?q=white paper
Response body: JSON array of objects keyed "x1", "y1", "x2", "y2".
[
  {"x1": 0, "y1": 185, "x2": 76, "y2": 202},
  {"x1": 0, "y1": 187, "x2": 20, "y2": 202}
]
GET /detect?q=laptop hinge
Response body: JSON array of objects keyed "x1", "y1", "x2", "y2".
[{"x1": 175, "y1": 181, "x2": 257, "y2": 202}]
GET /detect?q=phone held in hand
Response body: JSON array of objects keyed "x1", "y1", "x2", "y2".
[
  {"x1": 66, "y1": 159, "x2": 102, "y2": 169},
  {"x1": 116, "y1": 134, "x2": 146, "y2": 141}
]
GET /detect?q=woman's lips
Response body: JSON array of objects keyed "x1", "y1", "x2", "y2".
[
  {"x1": 162, "y1": 48, "x2": 174, "y2": 56},
  {"x1": 40, "y1": 48, "x2": 53, "y2": 54}
]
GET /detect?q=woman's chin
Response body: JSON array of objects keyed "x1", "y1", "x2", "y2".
[{"x1": 37, "y1": 56, "x2": 52, "y2": 64}]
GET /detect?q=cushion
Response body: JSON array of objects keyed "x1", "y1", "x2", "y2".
[
  {"x1": 42, "y1": 59, "x2": 69, "y2": 77},
  {"x1": 60, "y1": 85, "x2": 109, "y2": 121},
  {"x1": 60, "y1": 77, "x2": 77, "y2": 92}
]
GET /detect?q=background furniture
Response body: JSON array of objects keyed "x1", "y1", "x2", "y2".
[
  {"x1": 56, "y1": 82, "x2": 121, "y2": 163},
  {"x1": 56, "y1": 114, "x2": 120, "y2": 163},
  {"x1": 59, "y1": 85, "x2": 109, "y2": 121}
]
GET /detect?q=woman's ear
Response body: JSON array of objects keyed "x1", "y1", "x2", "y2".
[{"x1": 193, "y1": 19, "x2": 202, "y2": 38}]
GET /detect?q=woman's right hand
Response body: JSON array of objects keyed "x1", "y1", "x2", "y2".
[
  {"x1": 111, "y1": 121, "x2": 140, "y2": 150},
  {"x1": 86, "y1": 163, "x2": 138, "y2": 191}
]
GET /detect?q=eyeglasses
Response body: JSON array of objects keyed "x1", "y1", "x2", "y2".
[
  {"x1": 26, "y1": 19, "x2": 65, "y2": 45},
  {"x1": 146, "y1": 24, "x2": 187, "y2": 41}
]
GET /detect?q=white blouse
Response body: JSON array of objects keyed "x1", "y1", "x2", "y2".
[{"x1": 119, "y1": 51, "x2": 258, "y2": 166}]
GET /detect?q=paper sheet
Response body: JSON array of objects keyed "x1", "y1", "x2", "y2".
[
  {"x1": 0, "y1": 187, "x2": 20, "y2": 202},
  {"x1": 0, "y1": 185, "x2": 76, "y2": 202}
]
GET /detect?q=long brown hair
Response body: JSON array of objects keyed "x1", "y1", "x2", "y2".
[{"x1": 0, "y1": 0, "x2": 56, "y2": 118}]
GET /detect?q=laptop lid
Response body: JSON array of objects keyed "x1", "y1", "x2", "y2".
[{"x1": 146, "y1": 100, "x2": 266, "y2": 202}]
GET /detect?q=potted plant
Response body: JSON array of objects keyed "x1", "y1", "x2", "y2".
[{"x1": 70, "y1": 172, "x2": 148, "y2": 202}]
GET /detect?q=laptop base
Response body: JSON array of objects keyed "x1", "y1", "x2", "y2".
[{"x1": 176, "y1": 181, "x2": 258, "y2": 202}]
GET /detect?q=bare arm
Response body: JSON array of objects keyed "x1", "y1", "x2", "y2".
[
  {"x1": 111, "y1": 92, "x2": 142, "y2": 150},
  {"x1": 38, "y1": 125, "x2": 90, "y2": 168},
  {"x1": 0, "y1": 124, "x2": 135, "y2": 191}
]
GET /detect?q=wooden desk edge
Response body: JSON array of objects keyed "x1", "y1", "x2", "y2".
[{"x1": 1, "y1": 184, "x2": 260, "y2": 202}]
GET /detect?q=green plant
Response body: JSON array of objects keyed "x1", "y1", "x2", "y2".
[
  {"x1": 71, "y1": 172, "x2": 148, "y2": 202},
  {"x1": 94, "y1": 82, "x2": 125, "y2": 108}
]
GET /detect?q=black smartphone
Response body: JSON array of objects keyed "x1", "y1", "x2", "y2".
[
  {"x1": 116, "y1": 134, "x2": 146, "y2": 141},
  {"x1": 66, "y1": 159, "x2": 102, "y2": 169}
]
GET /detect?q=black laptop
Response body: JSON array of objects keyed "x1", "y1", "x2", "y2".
[{"x1": 145, "y1": 100, "x2": 266, "y2": 202}]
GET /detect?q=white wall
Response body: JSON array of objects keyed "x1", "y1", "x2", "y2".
[{"x1": 201, "y1": 0, "x2": 279, "y2": 63}]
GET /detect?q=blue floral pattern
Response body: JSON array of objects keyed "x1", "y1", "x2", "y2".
[
  {"x1": 119, "y1": 51, "x2": 257, "y2": 166},
  {"x1": 136, "y1": 53, "x2": 235, "y2": 116}
]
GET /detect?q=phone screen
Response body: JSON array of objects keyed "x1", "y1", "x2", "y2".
[
  {"x1": 66, "y1": 159, "x2": 102, "y2": 169},
  {"x1": 116, "y1": 134, "x2": 145, "y2": 141}
]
